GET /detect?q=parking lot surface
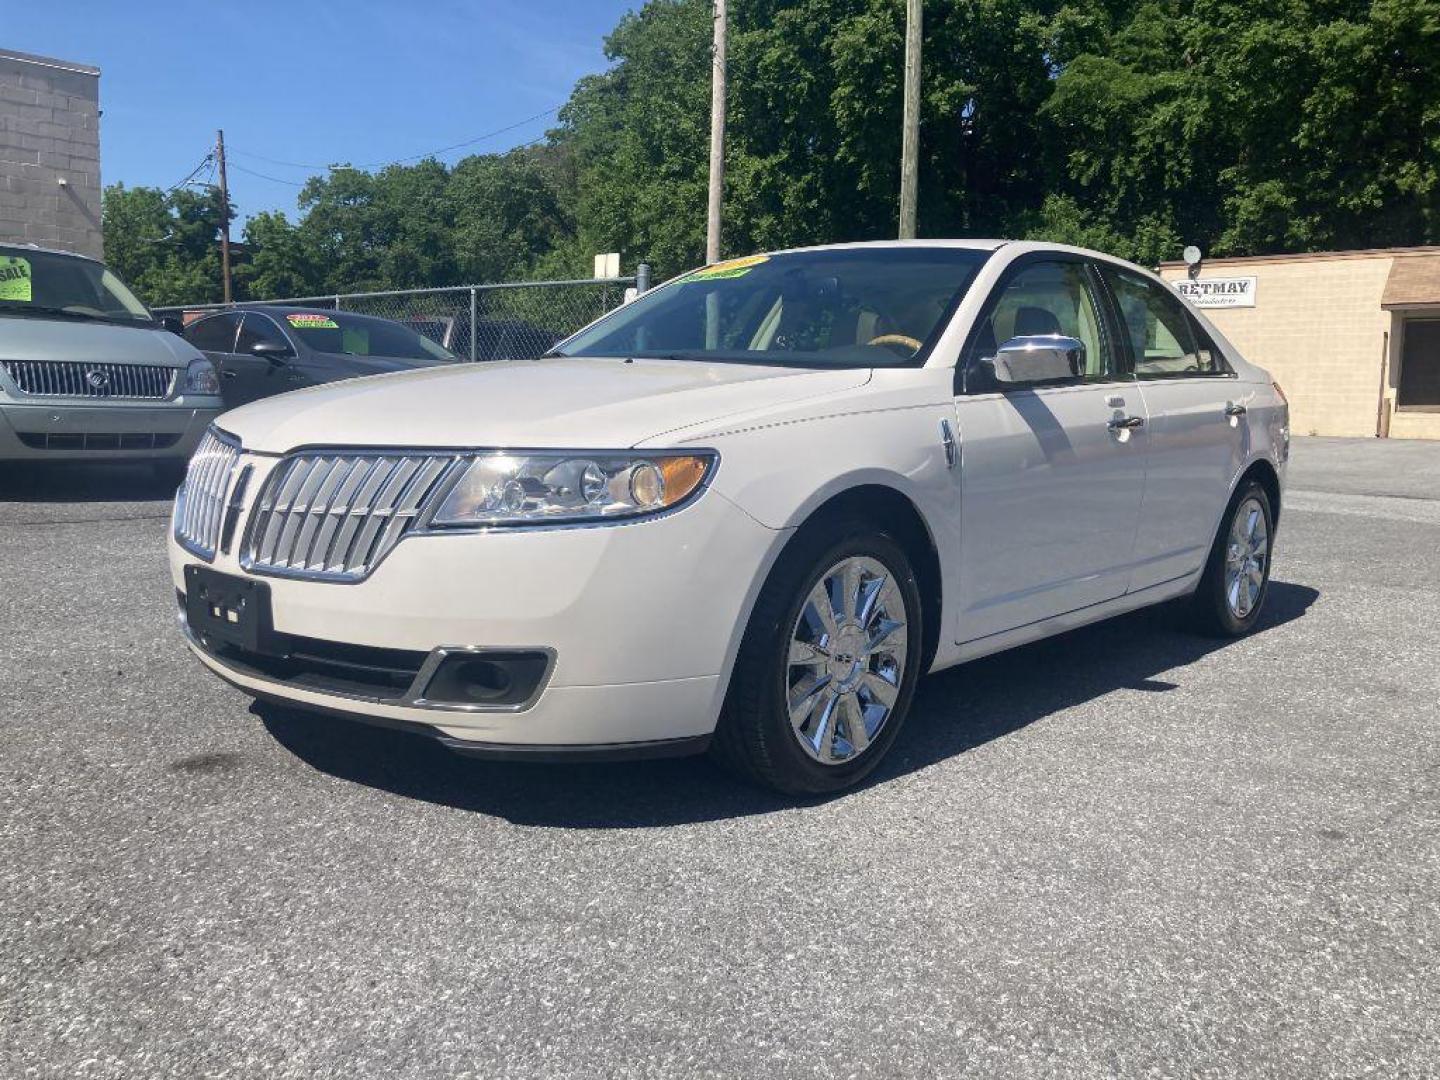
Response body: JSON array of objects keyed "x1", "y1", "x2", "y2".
[{"x1": 2, "y1": 437, "x2": 1437, "y2": 1078}]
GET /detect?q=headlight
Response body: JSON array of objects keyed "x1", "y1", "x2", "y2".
[
  {"x1": 431, "y1": 451, "x2": 715, "y2": 527},
  {"x1": 184, "y1": 357, "x2": 220, "y2": 396}
]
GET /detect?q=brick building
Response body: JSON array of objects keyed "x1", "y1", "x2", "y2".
[
  {"x1": 1159, "y1": 248, "x2": 1440, "y2": 441},
  {"x1": 0, "y1": 48, "x2": 102, "y2": 259}
]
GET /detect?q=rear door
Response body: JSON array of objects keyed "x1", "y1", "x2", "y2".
[
  {"x1": 1098, "y1": 266, "x2": 1245, "y2": 591},
  {"x1": 183, "y1": 313, "x2": 244, "y2": 405},
  {"x1": 951, "y1": 254, "x2": 1149, "y2": 643}
]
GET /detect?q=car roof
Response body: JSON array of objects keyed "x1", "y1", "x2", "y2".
[
  {"x1": 760, "y1": 239, "x2": 1009, "y2": 257},
  {"x1": 0, "y1": 241, "x2": 103, "y2": 264},
  {"x1": 231, "y1": 305, "x2": 398, "y2": 326}
]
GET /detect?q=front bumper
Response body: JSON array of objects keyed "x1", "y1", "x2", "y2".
[
  {"x1": 0, "y1": 399, "x2": 221, "y2": 460},
  {"x1": 171, "y1": 477, "x2": 787, "y2": 752}
]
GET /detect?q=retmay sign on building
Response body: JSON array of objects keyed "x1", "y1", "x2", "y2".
[{"x1": 1173, "y1": 276, "x2": 1258, "y2": 309}]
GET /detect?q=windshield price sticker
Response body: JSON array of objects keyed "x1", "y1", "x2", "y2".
[
  {"x1": 0, "y1": 255, "x2": 32, "y2": 302},
  {"x1": 287, "y1": 313, "x2": 339, "y2": 329},
  {"x1": 685, "y1": 254, "x2": 770, "y2": 282}
]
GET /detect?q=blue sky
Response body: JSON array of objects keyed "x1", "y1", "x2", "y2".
[{"x1": 5, "y1": 0, "x2": 639, "y2": 226}]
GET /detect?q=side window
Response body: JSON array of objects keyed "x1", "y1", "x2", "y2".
[
  {"x1": 963, "y1": 260, "x2": 1113, "y2": 385},
  {"x1": 184, "y1": 313, "x2": 240, "y2": 353},
  {"x1": 1102, "y1": 268, "x2": 1222, "y2": 377},
  {"x1": 236, "y1": 313, "x2": 291, "y2": 352}
]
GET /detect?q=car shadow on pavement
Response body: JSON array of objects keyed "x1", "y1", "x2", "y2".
[
  {"x1": 258, "y1": 580, "x2": 1319, "y2": 828},
  {"x1": 0, "y1": 462, "x2": 178, "y2": 503}
]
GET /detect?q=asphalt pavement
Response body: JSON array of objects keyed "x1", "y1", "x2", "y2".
[{"x1": 1, "y1": 438, "x2": 1436, "y2": 1078}]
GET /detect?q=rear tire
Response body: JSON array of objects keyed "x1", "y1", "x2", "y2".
[
  {"x1": 711, "y1": 517, "x2": 924, "y2": 795},
  {"x1": 1190, "y1": 479, "x2": 1273, "y2": 637}
]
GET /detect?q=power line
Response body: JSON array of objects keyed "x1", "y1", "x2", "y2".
[
  {"x1": 367, "y1": 105, "x2": 560, "y2": 166},
  {"x1": 228, "y1": 148, "x2": 332, "y2": 171},
  {"x1": 164, "y1": 152, "x2": 214, "y2": 194},
  {"x1": 227, "y1": 161, "x2": 308, "y2": 187},
  {"x1": 227, "y1": 104, "x2": 561, "y2": 176}
]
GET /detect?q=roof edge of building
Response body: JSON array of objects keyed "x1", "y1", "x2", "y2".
[
  {"x1": 1159, "y1": 245, "x2": 1440, "y2": 270},
  {"x1": 0, "y1": 48, "x2": 100, "y2": 76}
]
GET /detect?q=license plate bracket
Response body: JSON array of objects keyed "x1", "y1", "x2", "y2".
[{"x1": 184, "y1": 565, "x2": 278, "y2": 654}]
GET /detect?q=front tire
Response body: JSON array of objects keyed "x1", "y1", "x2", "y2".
[
  {"x1": 1191, "y1": 479, "x2": 1274, "y2": 637},
  {"x1": 712, "y1": 519, "x2": 924, "y2": 795}
]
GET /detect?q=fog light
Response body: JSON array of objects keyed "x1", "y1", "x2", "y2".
[{"x1": 419, "y1": 650, "x2": 551, "y2": 708}]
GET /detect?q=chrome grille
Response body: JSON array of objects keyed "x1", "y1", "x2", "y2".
[
  {"x1": 175, "y1": 429, "x2": 241, "y2": 560},
  {"x1": 242, "y1": 453, "x2": 459, "y2": 581},
  {"x1": 1, "y1": 360, "x2": 176, "y2": 399}
]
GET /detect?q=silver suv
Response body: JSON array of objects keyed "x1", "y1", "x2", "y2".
[{"x1": 0, "y1": 243, "x2": 222, "y2": 481}]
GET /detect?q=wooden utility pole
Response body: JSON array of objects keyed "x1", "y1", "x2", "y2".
[
  {"x1": 216, "y1": 129, "x2": 232, "y2": 304},
  {"x1": 706, "y1": 0, "x2": 727, "y2": 263},
  {"x1": 898, "y1": 0, "x2": 922, "y2": 239}
]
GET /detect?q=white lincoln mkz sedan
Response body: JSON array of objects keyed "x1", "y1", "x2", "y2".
[{"x1": 170, "y1": 241, "x2": 1288, "y2": 794}]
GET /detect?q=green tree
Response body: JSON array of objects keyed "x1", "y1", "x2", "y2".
[
  {"x1": 102, "y1": 183, "x2": 229, "y2": 306},
  {"x1": 1039, "y1": 0, "x2": 1440, "y2": 262},
  {"x1": 237, "y1": 210, "x2": 319, "y2": 299},
  {"x1": 449, "y1": 144, "x2": 580, "y2": 282}
]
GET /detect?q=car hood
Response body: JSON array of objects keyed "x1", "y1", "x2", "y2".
[
  {"x1": 0, "y1": 316, "x2": 201, "y2": 366},
  {"x1": 307, "y1": 351, "x2": 453, "y2": 374},
  {"x1": 217, "y1": 356, "x2": 871, "y2": 453}
]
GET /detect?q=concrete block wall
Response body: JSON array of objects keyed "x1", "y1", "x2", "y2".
[{"x1": 0, "y1": 48, "x2": 102, "y2": 259}]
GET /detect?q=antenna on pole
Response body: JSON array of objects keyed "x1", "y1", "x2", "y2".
[
  {"x1": 898, "y1": 0, "x2": 922, "y2": 239},
  {"x1": 216, "y1": 129, "x2": 233, "y2": 304},
  {"x1": 706, "y1": 0, "x2": 727, "y2": 264}
]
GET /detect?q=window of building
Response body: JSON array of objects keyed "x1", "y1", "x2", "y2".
[{"x1": 1398, "y1": 319, "x2": 1440, "y2": 408}]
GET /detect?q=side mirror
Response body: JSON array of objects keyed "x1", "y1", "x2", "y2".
[
  {"x1": 987, "y1": 335, "x2": 1085, "y2": 384},
  {"x1": 250, "y1": 340, "x2": 293, "y2": 364}
]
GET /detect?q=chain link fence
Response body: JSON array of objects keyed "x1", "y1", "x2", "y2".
[{"x1": 155, "y1": 276, "x2": 642, "y2": 361}]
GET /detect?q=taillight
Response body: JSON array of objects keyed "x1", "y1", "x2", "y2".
[{"x1": 1272, "y1": 380, "x2": 1288, "y2": 404}]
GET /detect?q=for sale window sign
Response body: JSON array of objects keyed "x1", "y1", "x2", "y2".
[
  {"x1": 1174, "y1": 276, "x2": 1257, "y2": 309},
  {"x1": 0, "y1": 254, "x2": 32, "y2": 302}
]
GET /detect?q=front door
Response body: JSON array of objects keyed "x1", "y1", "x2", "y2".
[
  {"x1": 952, "y1": 257, "x2": 1148, "y2": 643},
  {"x1": 229, "y1": 313, "x2": 303, "y2": 406},
  {"x1": 1100, "y1": 266, "x2": 1246, "y2": 590}
]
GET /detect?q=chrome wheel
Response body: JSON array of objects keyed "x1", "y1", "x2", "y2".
[
  {"x1": 1224, "y1": 496, "x2": 1269, "y2": 619},
  {"x1": 786, "y1": 555, "x2": 908, "y2": 765}
]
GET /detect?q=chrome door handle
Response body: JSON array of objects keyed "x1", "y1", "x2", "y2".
[
  {"x1": 1224, "y1": 403, "x2": 1247, "y2": 417},
  {"x1": 1108, "y1": 415, "x2": 1145, "y2": 430},
  {"x1": 939, "y1": 419, "x2": 959, "y2": 470}
]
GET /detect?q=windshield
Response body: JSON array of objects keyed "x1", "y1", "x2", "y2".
[
  {"x1": 0, "y1": 245, "x2": 152, "y2": 324},
  {"x1": 556, "y1": 247, "x2": 991, "y2": 368},
  {"x1": 281, "y1": 311, "x2": 457, "y2": 361}
]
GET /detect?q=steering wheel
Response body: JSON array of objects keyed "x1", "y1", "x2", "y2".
[{"x1": 867, "y1": 333, "x2": 923, "y2": 356}]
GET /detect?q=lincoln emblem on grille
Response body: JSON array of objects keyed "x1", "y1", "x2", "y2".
[{"x1": 85, "y1": 368, "x2": 109, "y2": 390}]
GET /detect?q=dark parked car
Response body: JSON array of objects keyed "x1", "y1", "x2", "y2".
[{"x1": 183, "y1": 306, "x2": 457, "y2": 408}]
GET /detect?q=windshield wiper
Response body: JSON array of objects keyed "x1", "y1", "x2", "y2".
[{"x1": 0, "y1": 303, "x2": 141, "y2": 325}]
